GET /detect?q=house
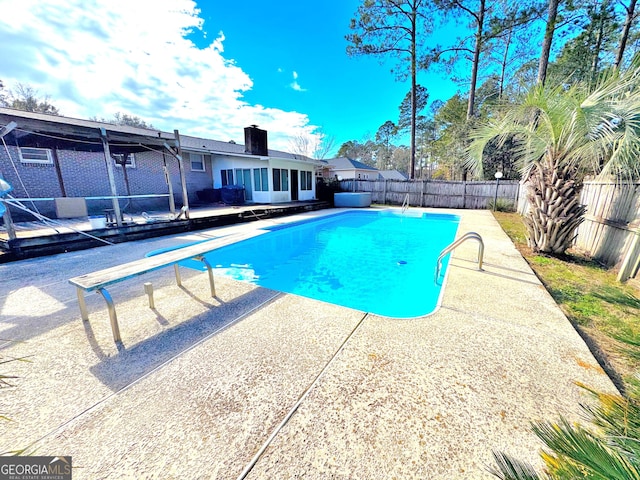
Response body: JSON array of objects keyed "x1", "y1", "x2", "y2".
[
  {"x1": 0, "y1": 108, "x2": 322, "y2": 223},
  {"x1": 324, "y1": 157, "x2": 379, "y2": 180},
  {"x1": 187, "y1": 127, "x2": 319, "y2": 204},
  {"x1": 378, "y1": 170, "x2": 408, "y2": 181}
]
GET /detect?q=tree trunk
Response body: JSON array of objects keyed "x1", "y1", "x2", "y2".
[
  {"x1": 524, "y1": 156, "x2": 586, "y2": 254},
  {"x1": 615, "y1": 0, "x2": 637, "y2": 68},
  {"x1": 591, "y1": 0, "x2": 610, "y2": 83},
  {"x1": 499, "y1": 27, "x2": 513, "y2": 99},
  {"x1": 538, "y1": 0, "x2": 560, "y2": 86},
  {"x1": 409, "y1": 6, "x2": 417, "y2": 179},
  {"x1": 467, "y1": 0, "x2": 485, "y2": 119}
]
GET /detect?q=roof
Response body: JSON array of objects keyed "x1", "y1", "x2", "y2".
[
  {"x1": 0, "y1": 107, "x2": 173, "y2": 139},
  {"x1": 0, "y1": 107, "x2": 322, "y2": 165},
  {"x1": 325, "y1": 157, "x2": 378, "y2": 171},
  {"x1": 379, "y1": 170, "x2": 408, "y2": 180},
  {"x1": 180, "y1": 134, "x2": 319, "y2": 164}
]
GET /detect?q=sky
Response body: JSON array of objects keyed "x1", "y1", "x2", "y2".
[{"x1": 0, "y1": 0, "x2": 464, "y2": 157}]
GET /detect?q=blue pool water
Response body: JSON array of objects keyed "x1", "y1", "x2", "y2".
[{"x1": 175, "y1": 211, "x2": 459, "y2": 318}]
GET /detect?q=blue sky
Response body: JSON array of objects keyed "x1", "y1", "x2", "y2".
[
  {"x1": 195, "y1": 0, "x2": 461, "y2": 152},
  {"x1": 0, "y1": 0, "x2": 464, "y2": 156}
]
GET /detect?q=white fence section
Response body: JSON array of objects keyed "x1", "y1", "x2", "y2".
[{"x1": 576, "y1": 181, "x2": 640, "y2": 281}]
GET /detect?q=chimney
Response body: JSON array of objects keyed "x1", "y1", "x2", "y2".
[{"x1": 244, "y1": 125, "x2": 268, "y2": 156}]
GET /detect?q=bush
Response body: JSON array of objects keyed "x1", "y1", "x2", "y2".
[
  {"x1": 316, "y1": 178, "x2": 341, "y2": 206},
  {"x1": 487, "y1": 198, "x2": 516, "y2": 212}
]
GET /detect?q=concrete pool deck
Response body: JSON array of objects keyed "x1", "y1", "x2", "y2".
[{"x1": 0, "y1": 208, "x2": 616, "y2": 478}]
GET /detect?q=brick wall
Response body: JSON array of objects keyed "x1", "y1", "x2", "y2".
[
  {"x1": 0, "y1": 144, "x2": 63, "y2": 198},
  {"x1": 0, "y1": 144, "x2": 215, "y2": 219}
]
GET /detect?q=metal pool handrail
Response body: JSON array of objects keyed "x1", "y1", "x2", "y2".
[
  {"x1": 434, "y1": 232, "x2": 484, "y2": 283},
  {"x1": 401, "y1": 193, "x2": 410, "y2": 213}
]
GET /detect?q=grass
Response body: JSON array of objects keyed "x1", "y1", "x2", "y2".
[{"x1": 493, "y1": 212, "x2": 640, "y2": 393}]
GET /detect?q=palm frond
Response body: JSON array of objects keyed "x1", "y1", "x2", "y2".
[
  {"x1": 577, "y1": 383, "x2": 640, "y2": 460},
  {"x1": 488, "y1": 452, "x2": 546, "y2": 480},
  {"x1": 533, "y1": 418, "x2": 640, "y2": 480}
]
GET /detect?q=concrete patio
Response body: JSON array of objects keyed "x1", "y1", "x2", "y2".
[{"x1": 0, "y1": 208, "x2": 616, "y2": 479}]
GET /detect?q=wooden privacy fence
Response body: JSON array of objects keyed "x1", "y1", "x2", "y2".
[
  {"x1": 575, "y1": 181, "x2": 640, "y2": 281},
  {"x1": 339, "y1": 179, "x2": 520, "y2": 209},
  {"x1": 518, "y1": 180, "x2": 640, "y2": 281}
]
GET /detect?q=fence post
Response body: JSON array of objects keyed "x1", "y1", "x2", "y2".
[
  {"x1": 420, "y1": 180, "x2": 424, "y2": 207},
  {"x1": 383, "y1": 180, "x2": 387, "y2": 205},
  {"x1": 462, "y1": 181, "x2": 467, "y2": 209},
  {"x1": 617, "y1": 230, "x2": 640, "y2": 282}
]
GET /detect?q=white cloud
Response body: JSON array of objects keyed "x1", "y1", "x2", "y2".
[
  {"x1": 0, "y1": 0, "x2": 319, "y2": 150},
  {"x1": 290, "y1": 71, "x2": 306, "y2": 92}
]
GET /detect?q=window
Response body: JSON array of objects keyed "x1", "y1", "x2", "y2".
[
  {"x1": 253, "y1": 167, "x2": 269, "y2": 191},
  {"x1": 272, "y1": 168, "x2": 288, "y2": 192},
  {"x1": 221, "y1": 169, "x2": 234, "y2": 186},
  {"x1": 190, "y1": 153, "x2": 205, "y2": 172},
  {"x1": 113, "y1": 153, "x2": 136, "y2": 168},
  {"x1": 300, "y1": 171, "x2": 313, "y2": 191},
  {"x1": 19, "y1": 147, "x2": 53, "y2": 164}
]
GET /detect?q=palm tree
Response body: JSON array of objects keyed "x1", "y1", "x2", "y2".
[
  {"x1": 467, "y1": 66, "x2": 640, "y2": 254},
  {"x1": 489, "y1": 384, "x2": 640, "y2": 479}
]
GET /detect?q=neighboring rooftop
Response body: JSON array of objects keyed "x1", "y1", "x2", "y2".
[
  {"x1": 326, "y1": 157, "x2": 379, "y2": 171},
  {"x1": 379, "y1": 169, "x2": 408, "y2": 180}
]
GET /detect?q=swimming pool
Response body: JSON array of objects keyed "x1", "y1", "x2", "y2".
[{"x1": 176, "y1": 210, "x2": 459, "y2": 318}]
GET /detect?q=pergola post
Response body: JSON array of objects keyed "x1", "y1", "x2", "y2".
[
  {"x1": 173, "y1": 129, "x2": 190, "y2": 219},
  {"x1": 0, "y1": 122, "x2": 18, "y2": 240},
  {"x1": 2, "y1": 205, "x2": 16, "y2": 241},
  {"x1": 99, "y1": 128, "x2": 123, "y2": 227},
  {"x1": 162, "y1": 150, "x2": 176, "y2": 214}
]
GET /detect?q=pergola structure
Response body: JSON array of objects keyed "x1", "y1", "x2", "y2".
[{"x1": 0, "y1": 108, "x2": 191, "y2": 233}]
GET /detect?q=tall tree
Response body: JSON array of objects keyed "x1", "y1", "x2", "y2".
[
  {"x1": 535, "y1": 0, "x2": 585, "y2": 85},
  {"x1": 91, "y1": 112, "x2": 155, "y2": 129},
  {"x1": 432, "y1": 94, "x2": 471, "y2": 179},
  {"x1": 7, "y1": 83, "x2": 59, "y2": 115},
  {"x1": 315, "y1": 132, "x2": 337, "y2": 160},
  {"x1": 468, "y1": 66, "x2": 640, "y2": 254},
  {"x1": 288, "y1": 133, "x2": 316, "y2": 157},
  {"x1": 112, "y1": 112, "x2": 154, "y2": 129},
  {"x1": 398, "y1": 85, "x2": 429, "y2": 131},
  {"x1": 538, "y1": 0, "x2": 561, "y2": 85},
  {"x1": 488, "y1": 7, "x2": 540, "y2": 100},
  {"x1": 615, "y1": 0, "x2": 638, "y2": 67},
  {"x1": 0, "y1": 80, "x2": 7, "y2": 107},
  {"x1": 375, "y1": 120, "x2": 398, "y2": 169},
  {"x1": 289, "y1": 130, "x2": 336, "y2": 159},
  {"x1": 347, "y1": 0, "x2": 430, "y2": 179},
  {"x1": 426, "y1": 0, "x2": 490, "y2": 118},
  {"x1": 336, "y1": 139, "x2": 378, "y2": 166},
  {"x1": 426, "y1": 1, "x2": 539, "y2": 117},
  {"x1": 552, "y1": 0, "x2": 618, "y2": 85}
]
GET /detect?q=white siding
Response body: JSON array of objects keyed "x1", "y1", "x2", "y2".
[
  {"x1": 269, "y1": 158, "x2": 317, "y2": 203},
  {"x1": 212, "y1": 155, "x2": 266, "y2": 188},
  {"x1": 210, "y1": 154, "x2": 318, "y2": 204}
]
